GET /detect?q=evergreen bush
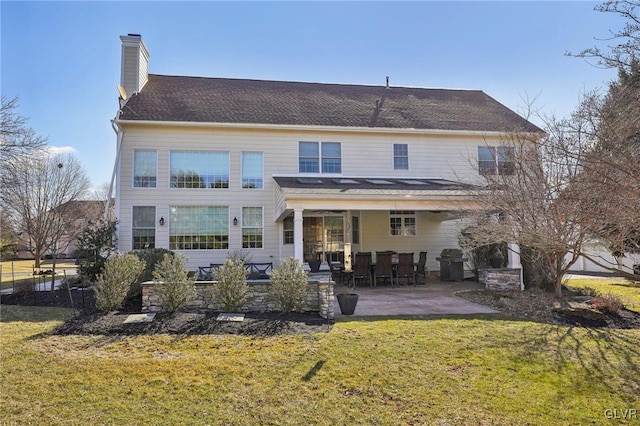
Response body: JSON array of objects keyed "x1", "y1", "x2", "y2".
[
  {"x1": 269, "y1": 257, "x2": 308, "y2": 312},
  {"x1": 152, "y1": 253, "x2": 196, "y2": 313},
  {"x1": 94, "y1": 253, "x2": 145, "y2": 312},
  {"x1": 212, "y1": 259, "x2": 248, "y2": 312}
]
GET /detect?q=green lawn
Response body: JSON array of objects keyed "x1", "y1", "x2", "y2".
[
  {"x1": 1, "y1": 305, "x2": 638, "y2": 425},
  {"x1": 566, "y1": 276, "x2": 640, "y2": 313}
]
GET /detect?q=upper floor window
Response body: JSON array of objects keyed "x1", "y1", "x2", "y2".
[
  {"x1": 242, "y1": 207, "x2": 263, "y2": 249},
  {"x1": 169, "y1": 206, "x2": 229, "y2": 250},
  {"x1": 170, "y1": 151, "x2": 229, "y2": 188},
  {"x1": 133, "y1": 150, "x2": 157, "y2": 188},
  {"x1": 242, "y1": 152, "x2": 263, "y2": 189},
  {"x1": 393, "y1": 144, "x2": 409, "y2": 170},
  {"x1": 478, "y1": 146, "x2": 514, "y2": 176},
  {"x1": 299, "y1": 142, "x2": 341, "y2": 173},
  {"x1": 390, "y1": 210, "x2": 416, "y2": 236},
  {"x1": 132, "y1": 206, "x2": 155, "y2": 249}
]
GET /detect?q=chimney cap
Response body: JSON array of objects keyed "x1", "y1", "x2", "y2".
[{"x1": 127, "y1": 33, "x2": 141, "y2": 37}]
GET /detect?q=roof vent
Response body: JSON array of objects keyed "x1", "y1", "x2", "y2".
[{"x1": 386, "y1": 76, "x2": 390, "y2": 89}]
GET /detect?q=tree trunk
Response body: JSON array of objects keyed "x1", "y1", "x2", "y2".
[{"x1": 50, "y1": 253, "x2": 57, "y2": 292}]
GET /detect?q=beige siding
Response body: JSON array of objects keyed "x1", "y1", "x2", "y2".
[
  {"x1": 121, "y1": 46, "x2": 139, "y2": 96},
  {"x1": 118, "y1": 124, "x2": 493, "y2": 269}
]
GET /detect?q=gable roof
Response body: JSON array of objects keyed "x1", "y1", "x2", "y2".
[{"x1": 119, "y1": 74, "x2": 542, "y2": 133}]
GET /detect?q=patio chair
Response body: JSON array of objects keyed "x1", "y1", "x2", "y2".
[
  {"x1": 416, "y1": 251, "x2": 429, "y2": 282},
  {"x1": 352, "y1": 252, "x2": 373, "y2": 287},
  {"x1": 197, "y1": 266, "x2": 212, "y2": 281},
  {"x1": 327, "y1": 260, "x2": 344, "y2": 284},
  {"x1": 375, "y1": 251, "x2": 394, "y2": 286},
  {"x1": 397, "y1": 252, "x2": 416, "y2": 286}
]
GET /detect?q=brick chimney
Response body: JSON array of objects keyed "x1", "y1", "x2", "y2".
[{"x1": 120, "y1": 34, "x2": 149, "y2": 97}]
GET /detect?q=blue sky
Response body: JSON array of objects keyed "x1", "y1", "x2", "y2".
[{"x1": 1, "y1": 1, "x2": 622, "y2": 188}]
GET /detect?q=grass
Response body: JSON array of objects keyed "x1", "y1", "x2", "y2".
[
  {"x1": 1, "y1": 305, "x2": 639, "y2": 425},
  {"x1": 0, "y1": 259, "x2": 78, "y2": 290},
  {"x1": 566, "y1": 276, "x2": 640, "y2": 313}
]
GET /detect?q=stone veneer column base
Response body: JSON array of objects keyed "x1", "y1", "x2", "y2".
[{"x1": 478, "y1": 267, "x2": 522, "y2": 291}]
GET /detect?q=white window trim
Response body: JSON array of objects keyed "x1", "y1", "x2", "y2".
[
  {"x1": 242, "y1": 206, "x2": 264, "y2": 250},
  {"x1": 241, "y1": 151, "x2": 264, "y2": 190},
  {"x1": 298, "y1": 141, "x2": 342, "y2": 174},
  {"x1": 389, "y1": 210, "x2": 417, "y2": 237},
  {"x1": 132, "y1": 149, "x2": 158, "y2": 189},
  {"x1": 168, "y1": 150, "x2": 231, "y2": 189}
]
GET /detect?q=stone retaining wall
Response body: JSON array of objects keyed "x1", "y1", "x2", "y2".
[
  {"x1": 142, "y1": 275, "x2": 334, "y2": 319},
  {"x1": 478, "y1": 267, "x2": 522, "y2": 291}
]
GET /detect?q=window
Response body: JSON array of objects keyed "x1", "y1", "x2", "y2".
[
  {"x1": 389, "y1": 210, "x2": 416, "y2": 236},
  {"x1": 299, "y1": 142, "x2": 341, "y2": 173},
  {"x1": 169, "y1": 206, "x2": 228, "y2": 250},
  {"x1": 170, "y1": 151, "x2": 229, "y2": 188},
  {"x1": 393, "y1": 144, "x2": 408, "y2": 170},
  {"x1": 133, "y1": 150, "x2": 157, "y2": 187},
  {"x1": 242, "y1": 207, "x2": 263, "y2": 249},
  {"x1": 478, "y1": 146, "x2": 514, "y2": 175},
  {"x1": 283, "y1": 216, "x2": 294, "y2": 245},
  {"x1": 351, "y1": 216, "x2": 360, "y2": 244},
  {"x1": 242, "y1": 152, "x2": 263, "y2": 189},
  {"x1": 132, "y1": 206, "x2": 155, "y2": 249}
]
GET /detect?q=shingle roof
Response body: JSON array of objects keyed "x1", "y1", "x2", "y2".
[{"x1": 119, "y1": 74, "x2": 542, "y2": 133}]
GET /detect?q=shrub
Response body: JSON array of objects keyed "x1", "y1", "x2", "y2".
[
  {"x1": 213, "y1": 259, "x2": 248, "y2": 312},
  {"x1": 227, "y1": 249, "x2": 253, "y2": 263},
  {"x1": 76, "y1": 219, "x2": 117, "y2": 282},
  {"x1": 269, "y1": 257, "x2": 308, "y2": 312},
  {"x1": 14, "y1": 280, "x2": 36, "y2": 297},
  {"x1": 94, "y1": 253, "x2": 145, "y2": 312},
  {"x1": 130, "y1": 248, "x2": 175, "y2": 299},
  {"x1": 589, "y1": 294, "x2": 624, "y2": 314},
  {"x1": 152, "y1": 253, "x2": 196, "y2": 313}
]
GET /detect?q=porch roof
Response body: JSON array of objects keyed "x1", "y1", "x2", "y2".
[{"x1": 273, "y1": 176, "x2": 484, "y2": 219}]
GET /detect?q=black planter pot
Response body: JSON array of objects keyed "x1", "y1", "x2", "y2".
[
  {"x1": 337, "y1": 293, "x2": 359, "y2": 315},
  {"x1": 308, "y1": 260, "x2": 322, "y2": 273}
]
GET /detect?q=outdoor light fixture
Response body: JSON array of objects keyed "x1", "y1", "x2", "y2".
[
  {"x1": 159, "y1": 217, "x2": 165, "y2": 226},
  {"x1": 233, "y1": 217, "x2": 238, "y2": 226}
]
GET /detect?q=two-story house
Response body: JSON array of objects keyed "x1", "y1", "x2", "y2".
[{"x1": 113, "y1": 34, "x2": 541, "y2": 274}]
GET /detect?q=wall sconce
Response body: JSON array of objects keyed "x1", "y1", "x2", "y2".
[
  {"x1": 233, "y1": 217, "x2": 238, "y2": 226},
  {"x1": 159, "y1": 217, "x2": 165, "y2": 226}
]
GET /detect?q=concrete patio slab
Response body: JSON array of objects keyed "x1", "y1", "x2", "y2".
[{"x1": 334, "y1": 280, "x2": 499, "y2": 318}]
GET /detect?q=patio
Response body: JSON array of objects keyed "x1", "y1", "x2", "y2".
[{"x1": 333, "y1": 280, "x2": 499, "y2": 318}]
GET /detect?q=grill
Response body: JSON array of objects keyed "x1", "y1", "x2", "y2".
[{"x1": 436, "y1": 249, "x2": 468, "y2": 281}]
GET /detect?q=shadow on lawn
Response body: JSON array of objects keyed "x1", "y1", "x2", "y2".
[{"x1": 514, "y1": 323, "x2": 640, "y2": 398}]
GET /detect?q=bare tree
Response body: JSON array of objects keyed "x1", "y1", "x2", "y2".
[
  {"x1": 0, "y1": 96, "x2": 46, "y2": 165},
  {"x1": 568, "y1": 0, "x2": 639, "y2": 71},
  {"x1": 463, "y1": 121, "x2": 592, "y2": 298},
  {"x1": 1, "y1": 151, "x2": 91, "y2": 288},
  {"x1": 568, "y1": 66, "x2": 640, "y2": 276}
]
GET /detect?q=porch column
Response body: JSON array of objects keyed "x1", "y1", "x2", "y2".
[
  {"x1": 294, "y1": 208, "x2": 304, "y2": 262},
  {"x1": 507, "y1": 242, "x2": 524, "y2": 290}
]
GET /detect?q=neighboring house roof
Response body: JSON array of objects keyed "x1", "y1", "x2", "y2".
[{"x1": 119, "y1": 74, "x2": 542, "y2": 133}]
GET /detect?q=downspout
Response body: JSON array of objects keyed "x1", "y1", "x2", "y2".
[{"x1": 105, "y1": 118, "x2": 123, "y2": 221}]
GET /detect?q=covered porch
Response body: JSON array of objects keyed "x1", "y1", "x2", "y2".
[{"x1": 274, "y1": 176, "x2": 484, "y2": 276}]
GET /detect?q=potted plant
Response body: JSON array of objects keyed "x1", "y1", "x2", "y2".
[
  {"x1": 336, "y1": 281, "x2": 359, "y2": 315},
  {"x1": 306, "y1": 242, "x2": 322, "y2": 273},
  {"x1": 489, "y1": 245, "x2": 505, "y2": 268}
]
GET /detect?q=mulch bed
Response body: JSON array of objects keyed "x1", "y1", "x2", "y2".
[
  {"x1": 1, "y1": 288, "x2": 333, "y2": 336},
  {"x1": 457, "y1": 287, "x2": 640, "y2": 329},
  {"x1": 3, "y1": 285, "x2": 638, "y2": 335}
]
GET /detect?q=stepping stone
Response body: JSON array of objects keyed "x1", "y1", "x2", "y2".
[
  {"x1": 123, "y1": 313, "x2": 156, "y2": 324},
  {"x1": 216, "y1": 313, "x2": 245, "y2": 322}
]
